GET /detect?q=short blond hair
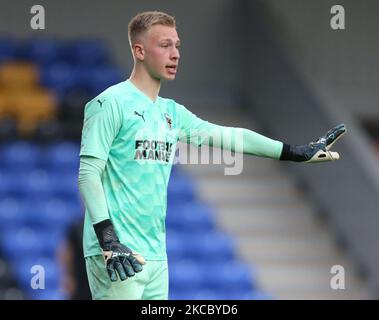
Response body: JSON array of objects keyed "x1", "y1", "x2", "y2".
[{"x1": 128, "y1": 11, "x2": 176, "y2": 46}]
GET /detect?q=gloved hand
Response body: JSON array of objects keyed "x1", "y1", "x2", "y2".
[
  {"x1": 94, "y1": 219, "x2": 146, "y2": 282},
  {"x1": 280, "y1": 123, "x2": 347, "y2": 163}
]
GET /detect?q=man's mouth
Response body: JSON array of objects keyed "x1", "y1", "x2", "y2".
[{"x1": 166, "y1": 65, "x2": 177, "y2": 74}]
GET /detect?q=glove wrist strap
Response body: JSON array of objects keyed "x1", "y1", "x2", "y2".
[
  {"x1": 93, "y1": 219, "x2": 119, "y2": 250},
  {"x1": 280, "y1": 143, "x2": 307, "y2": 162},
  {"x1": 279, "y1": 143, "x2": 292, "y2": 161}
]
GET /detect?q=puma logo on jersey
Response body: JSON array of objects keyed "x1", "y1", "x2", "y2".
[
  {"x1": 97, "y1": 99, "x2": 104, "y2": 107},
  {"x1": 134, "y1": 111, "x2": 145, "y2": 122}
]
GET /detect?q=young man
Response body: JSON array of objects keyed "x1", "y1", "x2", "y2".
[{"x1": 78, "y1": 11, "x2": 346, "y2": 300}]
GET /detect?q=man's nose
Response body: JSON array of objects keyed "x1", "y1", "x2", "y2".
[{"x1": 171, "y1": 47, "x2": 180, "y2": 60}]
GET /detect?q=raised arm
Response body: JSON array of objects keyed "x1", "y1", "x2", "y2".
[{"x1": 176, "y1": 103, "x2": 346, "y2": 163}]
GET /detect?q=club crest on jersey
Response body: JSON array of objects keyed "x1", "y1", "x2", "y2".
[{"x1": 164, "y1": 113, "x2": 172, "y2": 130}]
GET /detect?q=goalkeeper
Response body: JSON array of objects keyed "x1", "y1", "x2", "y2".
[{"x1": 78, "y1": 11, "x2": 346, "y2": 300}]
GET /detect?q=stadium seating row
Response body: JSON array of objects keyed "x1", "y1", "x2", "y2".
[
  {"x1": 0, "y1": 38, "x2": 110, "y2": 67},
  {"x1": 0, "y1": 38, "x2": 123, "y2": 138}
]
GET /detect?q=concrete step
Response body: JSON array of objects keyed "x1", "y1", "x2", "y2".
[
  {"x1": 237, "y1": 233, "x2": 340, "y2": 259},
  {"x1": 236, "y1": 234, "x2": 344, "y2": 265},
  {"x1": 216, "y1": 205, "x2": 321, "y2": 234},
  {"x1": 183, "y1": 152, "x2": 289, "y2": 178},
  {"x1": 256, "y1": 264, "x2": 370, "y2": 299},
  {"x1": 195, "y1": 180, "x2": 306, "y2": 206}
]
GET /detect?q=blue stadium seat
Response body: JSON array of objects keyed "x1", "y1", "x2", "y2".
[
  {"x1": 50, "y1": 171, "x2": 79, "y2": 200},
  {"x1": 167, "y1": 175, "x2": 195, "y2": 204},
  {"x1": 1, "y1": 225, "x2": 64, "y2": 260},
  {"x1": 202, "y1": 261, "x2": 254, "y2": 293},
  {"x1": 0, "y1": 38, "x2": 16, "y2": 63},
  {"x1": 166, "y1": 231, "x2": 184, "y2": 260},
  {"x1": 1, "y1": 227, "x2": 47, "y2": 258},
  {"x1": 87, "y1": 66, "x2": 124, "y2": 96},
  {"x1": 20, "y1": 198, "x2": 73, "y2": 231},
  {"x1": 20, "y1": 38, "x2": 62, "y2": 66},
  {"x1": 169, "y1": 260, "x2": 203, "y2": 292},
  {"x1": 2, "y1": 170, "x2": 31, "y2": 198},
  {"x1": 166, "y1": 202, "x2": 214, "y2": 232},
  {"x1": 166, "y1": 202, "x2": 179, "y2": 228},
  {"x1": 18, "y1": 198, "x2": 45, "y2": 226},
  {"x1": 169, "y1": 165, "x2": 178, "y2": 176},
  {"x1": 0, "y1": 171, "x2": 12, "y2": 197},
  {"x1": 0, "y1": 197, "x2": 27, "y2": 229},
  {"x1": 42, "y1": 142, "x2": 80, "y2": 171},
  {"x1": 181, "y1": 231, "x2": 235, "y2": 262},
  {"x1": 21, "y1": 169, "x2": 56, "y2": 199},
  {"x1": 39, "y1": 197, "x2": 80, "y2": 228},
  {"x1": 1, "y1": 142, "x2": 40, "y2": 170},
  {"x1": 74, "y1": 66, "x2": 93, "y2": 91},
  {"x1": 61, "y1": 196, "x2": 82, "y2": 218},
  {"x1": 64, "y1": 39, "x2": 109, "y2": 67},
  {"x1": 43, "y1": 228, "x2": 66, "y2": 253},
  {"x1": 39, "y1": 62, "x2": 79, "y2": 98}
]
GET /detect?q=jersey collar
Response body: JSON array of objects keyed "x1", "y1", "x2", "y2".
[{"x1": 125, "y1": 79, "x2": 160, "y2": 106}]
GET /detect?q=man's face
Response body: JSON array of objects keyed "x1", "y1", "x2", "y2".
[{"x1": 138, "y1": 25, "x2": 181, "y2": 81}]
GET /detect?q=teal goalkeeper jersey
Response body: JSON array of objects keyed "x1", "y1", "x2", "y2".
[{"x1": 80, "y1": 80, "x2": 214, "y2": 260}]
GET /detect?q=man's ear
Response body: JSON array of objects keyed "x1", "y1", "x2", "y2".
[{"x1": 133, "y1": 44, "x2": 145, "y2": 61}]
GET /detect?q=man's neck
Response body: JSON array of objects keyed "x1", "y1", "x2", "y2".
[{"x1": 129, "y1": 67, "x2": 161, "y2": 103}]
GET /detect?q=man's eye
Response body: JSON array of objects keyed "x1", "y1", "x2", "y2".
[{"x1": 160, "y1": 44, "x2": 169, "y2": 47}]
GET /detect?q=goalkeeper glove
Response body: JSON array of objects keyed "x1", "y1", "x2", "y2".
[
  {"x1": 280, "y1": 123, "x2": 347, "y2": 163},
  {"x1": 93, "y1": 219, "x2": 145, "y2": 282}
]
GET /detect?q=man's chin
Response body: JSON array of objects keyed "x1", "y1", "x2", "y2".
[
  {"x1": 154, "y1": 72, "x2": 176, "y2": 82},
  {"x1": 162, "y1": 74, "x2": 176, "y2": 81}
]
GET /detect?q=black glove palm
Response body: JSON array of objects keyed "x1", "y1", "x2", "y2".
[
  {"x1": 94, "y1": 219, "x2": 145, "y2": 282},
  {"x1": 280, "y1": 123, "x2": 347, "y2": 163}
]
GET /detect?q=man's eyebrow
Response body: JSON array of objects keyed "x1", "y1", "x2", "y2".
[{"x1": 160, "y1": 38, "x2": 181, "y2": 44}]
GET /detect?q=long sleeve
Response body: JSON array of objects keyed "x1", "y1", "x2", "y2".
[
  {"x1": 78, "y1": 155, "x2": 109, "y2": 224},
  {"x1": 211, "y1": 126, "x2": 284, "y2": 159},
  {"x1": 176, "y1": 103, "x2": 283, "y2": 159}
]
